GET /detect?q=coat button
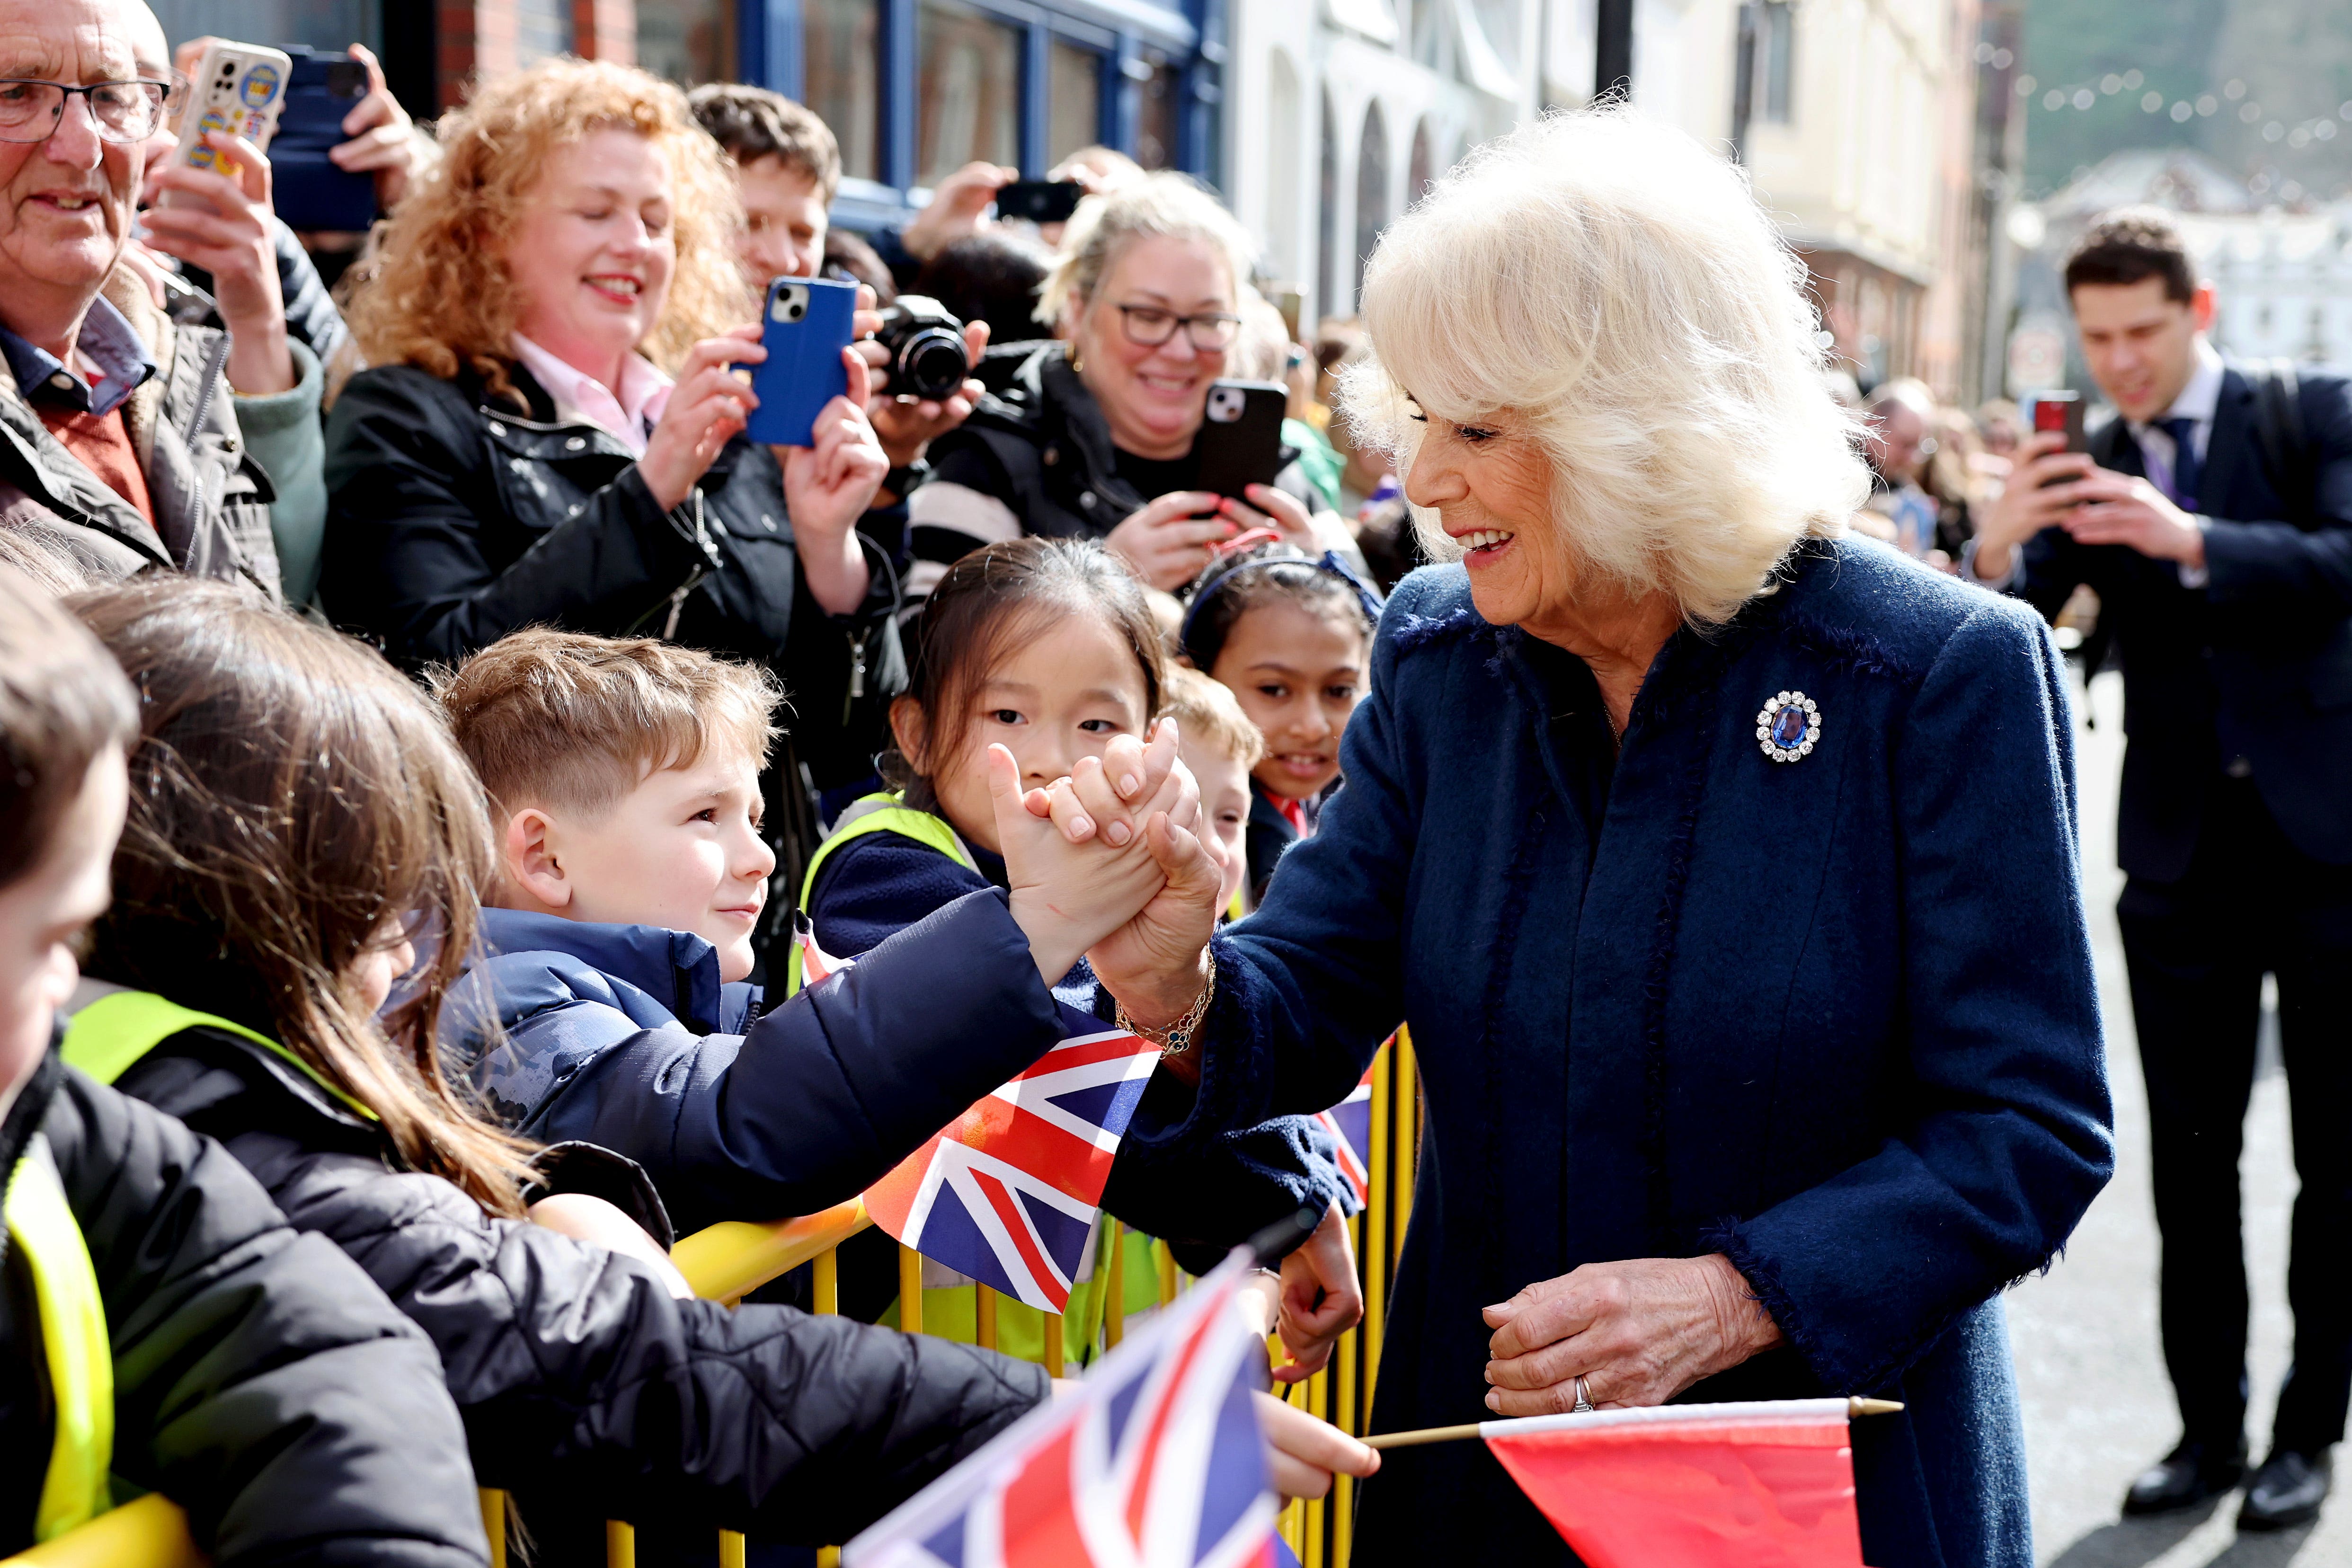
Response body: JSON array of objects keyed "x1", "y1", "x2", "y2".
[
  {"x1": 565, "y1": 435, "x2": 586, "y2": 451},
  {"x1": 1042, "y1": 445, "x2": 1059, "y2": 466},
  {"x1": 1079, "y1": 489, "x2": 1096, "y2": 509},
  {"x1": 48, "y1": 372, "x2": 73, "y2": 391},
  {"x1": 488, "y1": 420, "x2": 507, "y2": 436}
]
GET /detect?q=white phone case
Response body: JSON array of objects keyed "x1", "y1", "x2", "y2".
[{"x1": 161, "y1": 43, "x2": 291, "y2": 208}]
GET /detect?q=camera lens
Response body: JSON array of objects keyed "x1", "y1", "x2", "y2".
[{"x1": 897, "y1": 330, "x2": 968, "y2": 401}]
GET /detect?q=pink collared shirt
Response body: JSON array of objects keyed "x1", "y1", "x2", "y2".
[{"x1": 510, "y1": 335, "x2": 675, "y2": 458}]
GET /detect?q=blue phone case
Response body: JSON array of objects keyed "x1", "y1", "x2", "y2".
[{"x1": 746, "y1": 277, "x2": 857, "y2": 447}]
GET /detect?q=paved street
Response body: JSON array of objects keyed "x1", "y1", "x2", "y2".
[{"x1": 2010, "y1": 671, "x2": 2348, "y2": 1567}]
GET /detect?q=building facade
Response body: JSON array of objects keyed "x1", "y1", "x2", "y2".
[{"x1": 154, "y1": 0, "x2": 2007, "y2": 394}]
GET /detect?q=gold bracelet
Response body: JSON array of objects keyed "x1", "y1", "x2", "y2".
[{"x1": 1116, "y1": 954, "x2": 1216, "y2": 1058}]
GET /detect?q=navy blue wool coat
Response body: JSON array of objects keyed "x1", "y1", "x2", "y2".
[{"x1": 1127, "y1": 539, "x2": 2114, "y2": 1567}]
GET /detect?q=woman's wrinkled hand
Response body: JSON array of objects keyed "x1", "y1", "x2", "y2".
[
  {"x1": 1105, "y1": 491, "x2": 1238, "y2": 592},
  {"x1": 1255, "y1": 1390, "x2": 1380, "y2": 1500},
  {"x1": 989, "y1": 724, "x2": 1205, "y2": 983},
  {"x1": 1481, "y1": 1254, "x2": 1784, "y2": 1415},
  {"x1": 1273, "y1": 1203, "x2": 1364, "y2": 1383}
]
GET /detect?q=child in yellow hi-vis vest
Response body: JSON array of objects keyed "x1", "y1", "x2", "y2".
[
  {"x1": 0, "y1": 564, "x2": 487, "y2": 1564},
  {"x1": 797, "y1": 538, "x2": 1358, "y2": 1366}
]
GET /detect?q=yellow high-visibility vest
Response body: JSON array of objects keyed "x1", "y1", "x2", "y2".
[
  {"x1": 61, "y1": 991, "x2": 375, "y2": 1120},
  {"x1": 5, "y1": 1132, "x2": 112, "y2": 1542},
  {"x1": 786, "y1": 793, "x2": 975, "y2": 997}
]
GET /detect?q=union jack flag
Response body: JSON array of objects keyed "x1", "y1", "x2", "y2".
[
  {"x1": 1314, "y1": 1067, "x2": 1375, "y2": 1208},
  {"x1": 861, "y1": 999, "x2": 1161, "y2": 1311},
  {"x1": 796, "y1": 912, "x2": 848, "y2": 987},
  {"x1": 843, "y1": 1253, "x2": 1278, "y2": 1568}
]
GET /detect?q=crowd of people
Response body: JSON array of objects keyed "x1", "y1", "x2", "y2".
[{"x1": 1, "y1": 0, "x2": 2345, "y2": 1564}]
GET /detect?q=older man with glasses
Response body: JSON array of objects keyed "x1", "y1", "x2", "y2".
[{"x1": 0, "y1": 0, "x2": 320, "y2": 599}]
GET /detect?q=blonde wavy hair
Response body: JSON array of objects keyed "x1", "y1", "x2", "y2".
[
  {"x1": 1036, "y1": 171, "x2": 1259, "y2": 329},
  {"x1": 1341, "y1": 108, "x2": 1869, "y2": 627},
  {"x1": 348, "y1": 58, "x2": 752, "y2": 404}
]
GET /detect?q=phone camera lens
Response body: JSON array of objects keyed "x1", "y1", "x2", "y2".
[{"x1": 787, "y1": 302, "x2": 805, "y2": 320}]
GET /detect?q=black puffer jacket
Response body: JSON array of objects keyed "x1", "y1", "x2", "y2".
[
  {"x1": 318, "y1": 361, "x2": 904, "y2": 802},
  {"x1": 0, "y1": 1051, "x2": 485, "y2": 1564},
  {"x1": 106, "y1": 1019, "x2": 1050, "y2": 1543}
]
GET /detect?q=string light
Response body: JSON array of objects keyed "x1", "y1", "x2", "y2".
[{"x1": 2027, "y1": 68, "x2": 2348, "y2": 150}]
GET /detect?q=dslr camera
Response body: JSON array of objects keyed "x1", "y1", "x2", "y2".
[{"x1": 874, "y1": 295, "x2": 969, "y2": 402}]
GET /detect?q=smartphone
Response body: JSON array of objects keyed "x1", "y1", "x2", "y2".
[
  {"x1": 162, "y1": 42, "x2": 292, "y2": 210},
  {"x1": 270, "y1": 46, "x2": 376, "y2": 231},
  {"x1": 2029, "y1": 390, "x2": 2087, "y2": 491},
  {"x1": 994, "y1": 179, "x2": 1086, "y2": 225},
  {"x1": 746, "y1": 276, "x2": 858, "y2": 448},
  {"x1": 1192, "y1": 380, "x2": 1290, "y2": 500},
  {"x1": 2029, "y1": 390, "x2": 2086, "y2": 453}
]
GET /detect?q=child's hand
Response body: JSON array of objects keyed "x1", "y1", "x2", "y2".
[
  {"x1": 1272, "y1": 1203, "x2": 1364, "y2": 1382},
  {"x1": 528, "y1": 1193, "x2": 696, "y2": 1300},
  {"x1": 1254, "y1": 1390, "x2": 1380, "y2": 1500},
  {"x1": 989, "y1": 730, "x2": 1204, "y2": 983}
]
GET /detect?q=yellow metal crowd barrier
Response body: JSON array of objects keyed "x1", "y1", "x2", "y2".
[{"x1": 5, "y1": 1032, "x2": 1423, "y2": 1568}]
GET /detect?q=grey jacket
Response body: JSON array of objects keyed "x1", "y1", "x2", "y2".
[{"x1": 0, "y1": 264, "x2": 301, "y2": 598}]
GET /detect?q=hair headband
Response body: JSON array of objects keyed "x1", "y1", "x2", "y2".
[{"x1": 1178, "y1": 543, "x2": 1386, "y2": 660}]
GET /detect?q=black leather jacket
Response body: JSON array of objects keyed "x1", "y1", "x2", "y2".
[
  {"x1": 319, "y1": 360, "x2": 903, "y2": 800},
  {"x1": 107, "y1": 1020, "x2": 1050, "y2": 1545}
]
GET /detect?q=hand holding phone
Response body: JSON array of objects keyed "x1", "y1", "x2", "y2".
[
  {"x1": 160, "y1": 42, "x2": 290, "y2": 212},
  {"x1": 746, "y1": 277, "x2": 858, "y2": 448},
  {"x1": 1192, "y1": 380, "x2": 1290, "y2": 500},
  {"x1": 994, "y1": 179, "x2": 1085, "y2": 226}
]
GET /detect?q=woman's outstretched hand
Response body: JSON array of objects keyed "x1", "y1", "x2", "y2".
[
  {"x1": 1025, "y1": 723, "x2": 1224, "y2": 1028},
  {"x1": 989, "y1": 726, "x2": 1203, "y2": 983},
  {"x1": 1480, "y1": 1254, "x2": 1785, "y2": 1415}
]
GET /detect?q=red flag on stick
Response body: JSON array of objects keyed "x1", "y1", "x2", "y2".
[{"x1": 1481, "y1": 1400, "x2": 1869, "y2": 1568}]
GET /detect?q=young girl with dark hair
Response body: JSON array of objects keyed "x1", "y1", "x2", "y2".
[
  {"x1": 1179, "y1": 539, "x2": 1381, "y2": 908},
  {"x1": 801, "y1": 536, "x2": 1361, "y2": 1369}
]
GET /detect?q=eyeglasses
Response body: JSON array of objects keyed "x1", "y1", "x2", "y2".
[
  {"x1": 0, "y1": 79, "x2": 184, "y2": 145},
  {"x1": 1114, "y1": 304, "x2": 1243, "y2": 353}
]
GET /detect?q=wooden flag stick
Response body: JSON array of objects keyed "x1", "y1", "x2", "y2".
[{"x1": 1362, "y1": 1398, "x2": 1905, "y2": 1450}]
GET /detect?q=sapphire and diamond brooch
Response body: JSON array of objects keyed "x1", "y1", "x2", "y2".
[{"x1": 1757, "y1": 691, "x2": 1820, "y2": 762}]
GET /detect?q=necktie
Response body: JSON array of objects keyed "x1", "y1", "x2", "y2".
[{"x1": 2157, "y1": 416, "x2": 2202, "y2": 510}]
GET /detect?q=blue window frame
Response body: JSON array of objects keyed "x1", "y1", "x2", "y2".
[{"x1": 734, "y1": 0, "x2": 1219, "y2": 226}]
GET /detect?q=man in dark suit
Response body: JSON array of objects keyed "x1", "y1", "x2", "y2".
[{"x1": 1970, "y1": 207, "x2": 2352, "y2": 1531}]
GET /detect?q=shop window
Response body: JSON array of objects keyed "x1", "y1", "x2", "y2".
[
  {"x1": 917, "y1": 0, "x2": 1021, "y2": 187},
  {"x1": 1048, "y1": 40, "x2": 1104, "y2": 167},
  {"x1": 638, "y1": 0, "x2": 738, "y2": 87},
  {"x1": 1135, "y1": 52, "x2": 1179, "y2": 170},
  {"x1": 804, "y1": 0, "x2": 880, "y2": 181}
]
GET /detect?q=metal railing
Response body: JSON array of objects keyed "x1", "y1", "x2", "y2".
[{"x1": 5, "y1": 1031, "x2": 1421, "y2": 1568}]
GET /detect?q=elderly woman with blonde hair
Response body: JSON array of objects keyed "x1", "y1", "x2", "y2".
[
  {"x1": 1036, "y1": 111, "x2": 2114, "y2": 1566},
  {"x1": 319, "y1": 59, "x2": 897, "y2": 850}
]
